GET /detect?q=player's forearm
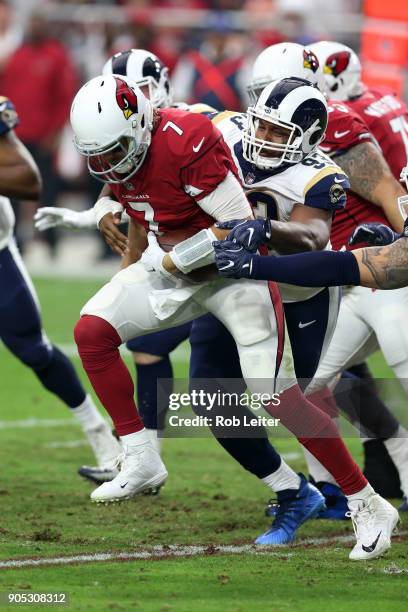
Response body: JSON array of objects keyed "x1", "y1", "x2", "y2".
[
  {"x1": 267, "y1": 219, "x2": 329, "y2": 253},
  {"x1": 371, "y1": 177, "x2": 406, "y2": 233},
  {"x1": 0, "y1": 163, "x2": 41, "y2": 200},
  {"x1": 162, "y1": 224, "x2": 230, "y2": 274},
  {"x1": 122, "y1": 219, "x2": 147, "y2": 268},
  {"x1": 353, "y1": 239, "x2": 408, "y2": 289},
  {"x1": 249, "y1": 250, "x2": 361, "y2": 286}
]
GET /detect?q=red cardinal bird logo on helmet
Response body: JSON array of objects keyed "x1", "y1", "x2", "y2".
[
  {"x1": 114, "y1": 77, "x2": 139, "y2": 120},
  {"x1": 303, "y1": 49, "x2": 319, "y2": 73},
  {"x1": 324, "y1": 51, "x2": 350, "y2": 77}
]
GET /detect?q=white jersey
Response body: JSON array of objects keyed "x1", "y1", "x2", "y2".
[
  {"x1": 0, "y1": 196, "x2": 15, "y2": 251},
  {"x1": 209, "y1": 110, "x2": 350, "y2": 302}
]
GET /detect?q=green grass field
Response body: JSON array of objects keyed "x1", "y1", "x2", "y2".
[{"x1": 0, "y1": 277, "x2": 407, "y2": 611}]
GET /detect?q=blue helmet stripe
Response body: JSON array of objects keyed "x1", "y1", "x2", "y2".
[
  {"x1": 111, "y1": 51, "x2": 132, "y2": 76},
  {"x1": 264, "y1": 77, "x2": 314, "y2": 109}
]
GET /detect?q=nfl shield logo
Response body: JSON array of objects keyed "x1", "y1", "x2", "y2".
[{"x1": 245, "y1": 172, "x2": 256, "y2": 185}]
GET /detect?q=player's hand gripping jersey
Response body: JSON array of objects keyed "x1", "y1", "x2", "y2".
[
  {"x1": 0, "y1": 96, "x2": 19, "y2": 250},
  {"x1": 109, "y1": 108, "x2": 239, "y2": 236},
  {"x1": 347, "y1": 86, "x2": 408, "y2": 181},
  {"x1": 209, "y1": 110, "x2": 349, "y2": 301},
  {"x1": 320, "y1": 101, "x2": 391, "y2": 251}
]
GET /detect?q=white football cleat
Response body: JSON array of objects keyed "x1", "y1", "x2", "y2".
[
  {"x1": 84, "y1": 422, "x2": 122, "y2": 468},
  {"x1": 348, "y1": 494, "x2": 399, "y2": 560},
  {"x1": 90, "y1": 441, "x2": 168, "y2": 503}
]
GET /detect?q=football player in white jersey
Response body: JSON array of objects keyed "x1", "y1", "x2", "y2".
[
  {"x1": 0, "y1": 96, "x2": 120, "y2": 470},
  {"x1": 237, "y1": 41, "x2": 408, "y2": 511}
]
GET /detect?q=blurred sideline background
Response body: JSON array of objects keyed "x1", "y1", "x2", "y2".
[{"x1": 0, "y1": 0, "x2": 406, "y2": 277}]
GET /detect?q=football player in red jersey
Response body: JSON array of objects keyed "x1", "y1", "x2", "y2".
[
  {"x1": 69, "y1": 74, "x2": 396, "y2": 561},
  {"x1": 311, "y1": 41, "x2": 408, "y2": 185}
]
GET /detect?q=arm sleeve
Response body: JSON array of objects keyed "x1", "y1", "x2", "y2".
[
  {"x1": 250, "y1": 250, "x2": 360, "y2": 286},
  {"x1": 195, "y1": 170, "x2": 252, "y2": 221}
]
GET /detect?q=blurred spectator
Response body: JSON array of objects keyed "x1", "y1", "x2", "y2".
[
  {"x1": 172, "y1": 15, "x2": 257, "y2": 111},
  {"x1": 0, "y1": 11, "x2": 79, "y2": 255},
  {"x1": 0, "y1": 0, "x2": 23, "y2": 72}
]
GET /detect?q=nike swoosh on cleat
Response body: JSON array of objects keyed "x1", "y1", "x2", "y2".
[
  {"x1": 120, "y1": 482, "x2": 128, "y2": 489},
  {"x1": 298, "y1": 320, "x2": 316, "y2": 329},
  {"x1": 362, "y1": 531, "x2": 382, "y2": 553}
]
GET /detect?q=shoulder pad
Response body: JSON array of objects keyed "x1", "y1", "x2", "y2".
[
  {"x1": 322, "y1": 103, "x2": 372, "y2": 155},
  {"x1": 161, "y1": 110, "x2": 221, "y2": 164}
]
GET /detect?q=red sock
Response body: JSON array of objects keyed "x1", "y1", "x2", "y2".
[
  {"x1": 300, "y1": 432, "x2": 367, "y2": 495},
  {"x1": 74, "y1": 315, "x2": 144, "y2": 436},
  {"x1": 265, "y1": 385, "x2": 367, "y2": 495},
  {"x1": 307, "y1": 386, "x2": 339, "y2": 418}
]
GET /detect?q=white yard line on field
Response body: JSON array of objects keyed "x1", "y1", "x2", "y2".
[
  {"x1": 0, "y1": 418, "x2": 77, "y2": 430},
  {"x1": 3, "y1": 533, "x2": 405, "y2": 569}
]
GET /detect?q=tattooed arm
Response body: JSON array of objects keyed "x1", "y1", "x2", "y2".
[
  {"x1": 352, "y1": 239, "x2": 408, "y2": 289},
  {"x1": 333, "y1": 142, "x2": 406, "y2": 232}
]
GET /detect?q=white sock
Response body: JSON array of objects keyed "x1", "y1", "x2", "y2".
[
  {"x1": 384, "y1": 426, "x2": 408, "y2": 495},
  {"x1": 121, "y1": 428, "x2": 151, "y2": 448},
  {"x1": 303, "y1": 448, "x2": 337, "y2": 485},
  {"x1": 262, "y1": 460, "x2": 301, "y2": 492},
  {"x1": 346, "y1": 482, "x2": 375, "y2": 510},
  {"x1": 71, "y1": 395, "x2": 106, "y2": 432},
  {"x1": 146, "y1": 429, "x2": 163, "y2": 454}
]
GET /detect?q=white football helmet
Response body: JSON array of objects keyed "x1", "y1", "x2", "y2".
[
  {"x1": 103, "y1": 49, "x2": 173, "y2": 109},
  {"x1": 247, "y1": 42, "x2": 326, "y2": 103},
  {"x1": 70, "y1": 74, "x2": 153, "y2": 184},
  {"x1": 243, "y1": 77, "x2": 328, "y2": 170},
  {"x1": 309, "y1": 41, "x2": 363, "y2": 101}
]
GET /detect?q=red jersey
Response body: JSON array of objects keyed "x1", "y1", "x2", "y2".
[
  {"x1": 347, "y1": 86, "x2": 408, "y2": 181},
  {"x1": 1, "y1": 40, "x2": 78, "y2": 143},
  {"x1": 110, "y1": 108, "x2": 236, "y2": 235},
  {"x1": 320, "y1": 101, "x2": 389, "y2": 251}
]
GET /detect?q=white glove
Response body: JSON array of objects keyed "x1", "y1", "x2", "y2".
[
  {"x1": 140, "y1": 232, "x2": 172, "y2": 276},
  {"x1": 34, "y1": 207, "x2": 97, "y2": 231}
]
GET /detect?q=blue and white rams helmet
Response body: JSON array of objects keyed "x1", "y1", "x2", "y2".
[
  {"x1": 103, "y1": 49, "x2": 173, "y2": 109},
  {"x1": 242, "y1": 77, "x2": 328, "y2": 170}
]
